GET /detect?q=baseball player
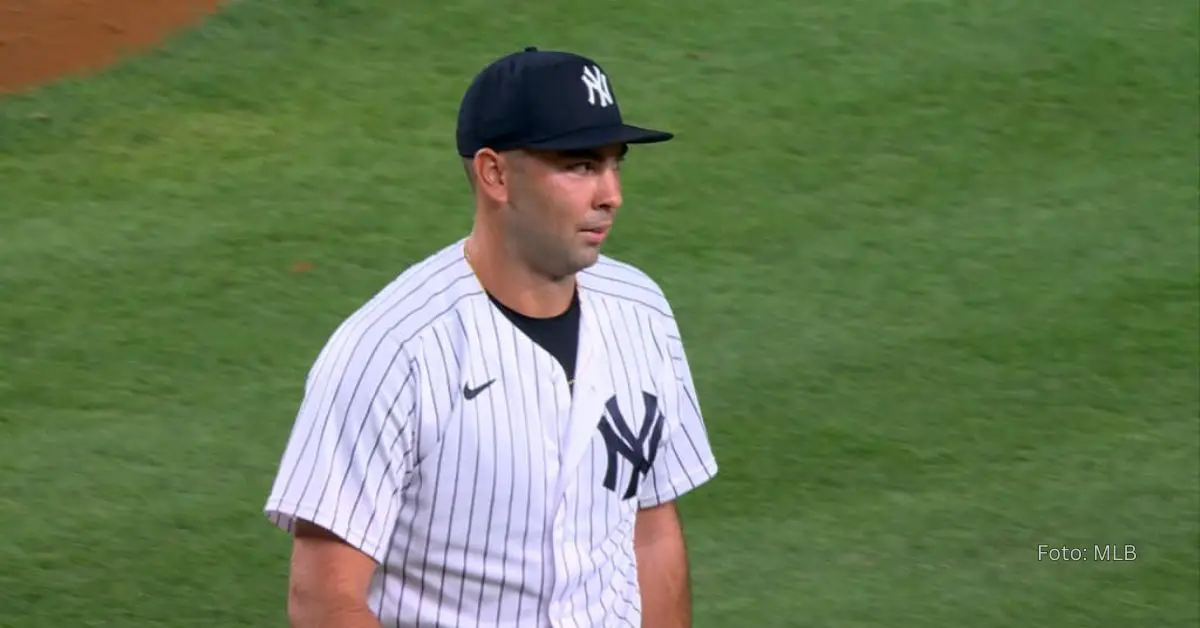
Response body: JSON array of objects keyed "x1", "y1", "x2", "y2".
[{"x1": 263, "y1": 46, "x2": 719, "y2": 628}]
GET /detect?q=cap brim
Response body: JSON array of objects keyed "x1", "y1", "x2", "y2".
[{"x1": 523, "y1": 124, "x2": 673, "y2": 152}]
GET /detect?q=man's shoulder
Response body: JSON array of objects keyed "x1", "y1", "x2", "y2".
[
  {"x1": 580, "y1": 254, "x2": 675, "y2": 320},
  {"x1": 315, "y1": 239, "x2": 478, "y2": 363}
]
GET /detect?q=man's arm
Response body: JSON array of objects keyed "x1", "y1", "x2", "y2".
[
  {"x1": 262, "y1": 326, "x2": 419, "y2": 627},
  {"x1": 287, "y1": 521, "x2": 382, "y2": 628},
  {"x1": 631, "y1": 303, "x2": 718, "y2": 626},
  {"x1": 635, "y1": 501, "x2": 691, "y2": 628}
]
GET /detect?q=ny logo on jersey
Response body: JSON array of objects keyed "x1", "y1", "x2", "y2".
[
  {"x1": 597, "y1": 392, "x2": 665, "y2": 500},
  {"x1": 580, "y1": 65, "x2": 614, "y2": 108}
]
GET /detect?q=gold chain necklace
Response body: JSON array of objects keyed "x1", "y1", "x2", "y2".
[{"x1": 463, "y1": 241, "x2": 481, "y2": 280}]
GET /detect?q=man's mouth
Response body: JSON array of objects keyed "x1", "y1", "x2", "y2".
[{"x1": 581, "y1": 225, "x2": 610, "y2": 243}]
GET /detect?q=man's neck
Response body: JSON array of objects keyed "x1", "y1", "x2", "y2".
[{"x1": 465, "y1": 232, "x2": 577, "y2": 319}]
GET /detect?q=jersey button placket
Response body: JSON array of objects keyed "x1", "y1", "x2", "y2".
[{"x1": 551, "y1": 365, "x2": 576, "y2": 625}]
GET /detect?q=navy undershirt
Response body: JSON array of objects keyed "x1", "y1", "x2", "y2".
[{"x1": 487, "y1": 288, "x2": 581, "y2": 390}]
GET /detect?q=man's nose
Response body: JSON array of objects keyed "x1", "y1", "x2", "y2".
[{"x1": 595, "y1": 167, "x2": 623, "y2": 211}]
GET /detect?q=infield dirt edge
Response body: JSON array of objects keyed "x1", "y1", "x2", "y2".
[{"x1": 0, "y1": 0, "x2": 223, "y2": 94}]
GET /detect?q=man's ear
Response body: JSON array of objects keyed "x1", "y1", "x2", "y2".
[{"x1": 471, "y1": 148, "x2": 509, "y2": 204}]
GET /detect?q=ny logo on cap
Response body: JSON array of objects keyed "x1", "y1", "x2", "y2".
[{"x1": 580, "y1": 65, "x2": 614, "y2": 108}]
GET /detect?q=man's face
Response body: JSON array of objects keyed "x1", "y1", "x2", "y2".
[{"x1": 502, "y1": 143, "x2": 626, "y2": 279}]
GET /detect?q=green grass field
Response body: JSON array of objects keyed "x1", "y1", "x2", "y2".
[{"x1": 2, "y1": 1, "x2": 1198, "y2": 626}]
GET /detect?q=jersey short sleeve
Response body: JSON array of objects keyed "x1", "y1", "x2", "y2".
[
  {"x1": 263, "y1": 324, "x2": 418, "y2": 564},
  {"x1": 638, "y1": 312, "x2": 719, "y2": 510}
]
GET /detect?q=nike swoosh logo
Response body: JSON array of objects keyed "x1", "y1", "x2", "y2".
[{"x1": 463, "y1": 379, "x2": 496, "y2": 400}]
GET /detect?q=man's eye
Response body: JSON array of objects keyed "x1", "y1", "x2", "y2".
[{"x1": 569, "y1": 162, "x2": 595, "y2": 173}]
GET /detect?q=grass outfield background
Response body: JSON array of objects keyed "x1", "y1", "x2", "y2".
[{"x1": 1, "y1": 1, "x2": 1198, "y2": 626}]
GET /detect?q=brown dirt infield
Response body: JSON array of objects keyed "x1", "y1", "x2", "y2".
[{"x1": 0, "y1": 0, "x2": 222, "y2": 94}]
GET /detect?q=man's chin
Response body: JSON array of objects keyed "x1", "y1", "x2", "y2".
[{"x1": 566, "y1": 249, "x2": 601, "y2": 275}]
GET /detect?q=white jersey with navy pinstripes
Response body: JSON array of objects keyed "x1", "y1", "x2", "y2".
[{"x1": 263, "y1": 238, "x2": 719, "y2": 627}]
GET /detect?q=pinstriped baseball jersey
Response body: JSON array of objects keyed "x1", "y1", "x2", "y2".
[{"x1": 264, "y1": 238, "x2": 719, "y2": 627}]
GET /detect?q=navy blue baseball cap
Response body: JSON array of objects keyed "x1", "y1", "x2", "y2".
[{"x1": 455, "y1": 47, "x2": 673, "y2": 158}]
